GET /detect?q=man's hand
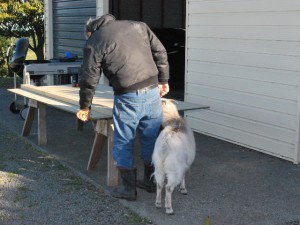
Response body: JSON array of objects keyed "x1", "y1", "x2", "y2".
[
  {"x1": 158, "y1": 83, "x2": 169, "y2": 97},
  {"x1": 76, "y1": 108, "x2": 91, "y2": 122}
]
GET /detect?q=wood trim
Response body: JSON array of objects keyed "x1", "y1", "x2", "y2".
[
  {"x1": 22, "y1": 99, "x2": 37, "y2": 137},
  {"x1": 107, "y1": 120, "x2": 119, "y2": 186},
  {"x1": 44, "y1": 0, "x2": 53, "y2": 60},
  {"x1": 38, "y1": 103, "x2": 47, "y2": 146},
  {"x1": 87, "y1": 120, "x2": 107, "y2": 170}
]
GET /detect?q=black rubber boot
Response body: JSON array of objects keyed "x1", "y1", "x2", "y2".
[
  {"x1": 110, "y1": 169, "x2": 137, "y2": 201},
  {"x1": 136, "y1": 163, "x2": 156, "y2": 193}
]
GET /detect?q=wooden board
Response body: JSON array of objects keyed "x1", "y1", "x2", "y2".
[
  {"x1": 8, "y1": 88, "x2": 110, "y2": 120},
  {"x1": 19, "y1": 84, "x2": 209, "y2": 112},
  {"x1": 20, "y1": 84, "x2": 114, "y2": 116}
]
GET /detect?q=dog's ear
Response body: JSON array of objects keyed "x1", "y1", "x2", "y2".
[
  {"x1": 169, "y1": 99, "x2": 178, "y2": 105},
  {"x1": 161, "y1": 98, "x2": 167, "y2": 106}
]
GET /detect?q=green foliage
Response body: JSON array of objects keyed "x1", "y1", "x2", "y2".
[
  {"x1": 0, "y1": 0, "x2": 44, "y2": 60},
  {"x1": 0, "y1": 36, "x2": 12, "y2": 77}
]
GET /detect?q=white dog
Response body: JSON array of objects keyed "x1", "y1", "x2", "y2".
[{"x1": 152, "y1": 99, "x2": 196, "y2": 215}]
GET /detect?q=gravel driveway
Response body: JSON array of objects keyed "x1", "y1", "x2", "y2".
[{"x1": 0, "y1": 77, "x2": 153, "y2": 225}]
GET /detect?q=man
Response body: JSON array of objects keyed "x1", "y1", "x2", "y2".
[{"x1": 77, "y1": 14, "x2": 170, "y2": 201}]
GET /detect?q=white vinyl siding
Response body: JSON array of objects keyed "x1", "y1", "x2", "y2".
[
  {"x1": 185, "y1": 0, "x2": 300, "y2": 163},
  {"x1": 44, "y1": 0, "x2": 53, "y2": 59}
]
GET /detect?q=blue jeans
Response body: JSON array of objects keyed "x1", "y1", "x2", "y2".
[{"x1": 112, "y1": 87, "x2": 162, "y2": 169}]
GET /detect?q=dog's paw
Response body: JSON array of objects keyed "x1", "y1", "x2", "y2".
[
  {"x1": 165, "y1": 207, "x2": 174, "y2": 215},
  {"x1": 155, "y1": 202, "x2": 162, "y2": 208}
]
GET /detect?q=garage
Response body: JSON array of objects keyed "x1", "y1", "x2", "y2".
[{"x1": 44, "y1": 0, "x2": 300, "y2": 163}]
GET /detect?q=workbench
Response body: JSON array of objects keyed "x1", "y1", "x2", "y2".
[{"x1": 8, "y1": 84, "x2": 209, "y2": 186}]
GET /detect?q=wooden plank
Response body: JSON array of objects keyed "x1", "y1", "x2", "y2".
[
  {"x1": 18, "y1": 85, "x2": 209, "y2": 114},
  {"x1": 87, "y1": 132, "x2": 106, "y2": 170},
  {"x1": 20, "y1": 85, "x2": 114, "y2": 117},
  {"x1": 87, "y1": 120, "x2": 108, "y2": 170},
  {"x1": 107, "y1": 120, "x2": 119, "y2": 186},
  {"x1": 22, "y1": 100, "x2": 37, "y2": 137},
  {"x1": 38, "y1": 103, "x2": 47, "y2": 146},
  {"x1": 8, "y1": 88, "x2": 110, "y2": 120}
]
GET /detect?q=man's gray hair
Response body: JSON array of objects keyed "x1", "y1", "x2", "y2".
[
  {"x1": 84, "y1": 14, "x2": 116, "y2": 38},
  {"x1": 85, "y1": 18, "x2": 96, "y2": 33}
]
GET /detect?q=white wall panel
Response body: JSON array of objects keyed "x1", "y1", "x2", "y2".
[
  {"x1": 186, "y1": 93, "x2": 297, "y2": 130},
  {"x1": 189, "y1": 12, "x2": 300, "y2": 26},
  {"x1": 188, "y1": 49, "x2": 300, "y2": 71},
  {"x1": 188, "y1": 38, "x2": 300, "y2": 56},
  {"x1": 185, "y1": 84, "x2": 297, "y2": 117},
  {"x1": 189, "y1": 0, "x2": 300, "y2": 13},
  {"x1": 188, "y1": 25, "x2": 300, "y2": 42},
  {"x1": 187, "y1": 61, "x2": 299, "y2": 86},
  {"x1": 188, "y1": 71, "x2": 298, "y2": 100},
  {"x1": 186, "y1": 0, "x2": 300, "y2": 163},
  {"x1": 187, "y1": 115, "x2": 295, "y2": 161}
]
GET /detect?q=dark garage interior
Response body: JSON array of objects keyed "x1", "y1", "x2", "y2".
[{"x1": 109, "y1": 0, "x2": 186, "y2": 100}]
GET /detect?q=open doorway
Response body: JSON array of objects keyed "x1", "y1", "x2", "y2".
[{"x1": 109, "y1": 0, "x2": 186, "y2": 100}]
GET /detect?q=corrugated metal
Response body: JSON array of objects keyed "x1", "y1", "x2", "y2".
[
  {"x1": 185, "y1": 0, "x2": 300, "y2": 163},
  {"x1": 52, "y1": 0, "x2": 97, "y2": 58}
]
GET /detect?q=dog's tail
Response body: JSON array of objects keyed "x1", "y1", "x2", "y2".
[
  {"x1": 155, "y1": 126, "x2": 181, "y2": 156},
  {"x1": 164, "y1": 118, "x2": 187, "y2": 133}
]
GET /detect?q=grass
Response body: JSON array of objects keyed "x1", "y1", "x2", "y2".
[{"x1": 26, "y1": 49, "x2": 37, "y2": 60}]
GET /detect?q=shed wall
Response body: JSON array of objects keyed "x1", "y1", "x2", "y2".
[
  {"x1": 52, "y1": 0, "x2": 97, "y2": 58},
  {"x1": 185, "y1": 0, "x2": 300, "y2": 163}
]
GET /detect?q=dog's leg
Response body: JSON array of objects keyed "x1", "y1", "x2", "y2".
[
  {"x1": 179, "y1": 175, "x2": 187, "y2": 195},
  {"x1": 155, "y1": 172, "x2": 164, "y2": 208},
  {"x1": 155, "y1": 183, "x2": 163, "y2": 208},
  {"x1": 165, "y1": 184, "x2": 175, "y2": 215}
]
